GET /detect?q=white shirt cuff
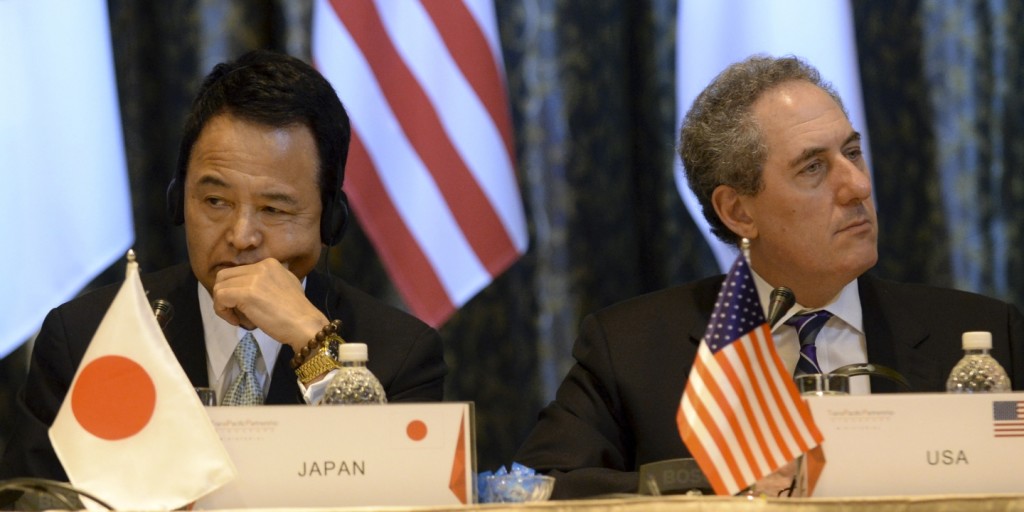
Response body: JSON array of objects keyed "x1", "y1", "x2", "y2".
[{"x1": 298, "y1": 368, "x2": 340, "y2": 405}]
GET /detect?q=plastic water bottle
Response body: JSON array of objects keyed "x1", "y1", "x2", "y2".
[
  {"x1": 946, "y1": 331, "x2": 1011, "y2": 393},
  {"x1": 323, "y1": 343, "x2": 387, "y2": 404}
]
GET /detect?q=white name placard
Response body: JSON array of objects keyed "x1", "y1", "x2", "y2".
[
  {"x1": 806, "y1": 392, "x2": 1024, "y2": 497},
  {"x1": 194, "y1": 402, "x2": 475, "y2": 509}
]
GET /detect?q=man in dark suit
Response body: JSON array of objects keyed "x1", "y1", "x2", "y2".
[
  {"x1": 1, "y1": 50, "x2": 446, "y2": 481},
  {"x1": 514, "y1": 55, "x2": 1024, "y2": 499}
]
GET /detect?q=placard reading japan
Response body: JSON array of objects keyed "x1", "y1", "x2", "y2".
[{"x1": 297, "y1": 459, "x2": 367, "y2": 477}]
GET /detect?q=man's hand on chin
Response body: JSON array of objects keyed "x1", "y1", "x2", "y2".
[{"x1": 212, "y1": 258, "x2": 329, "y2": 352}]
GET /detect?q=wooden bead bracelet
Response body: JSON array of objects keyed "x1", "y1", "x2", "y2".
[{"x1": 290, "y1": 319, "x2": 342, "y2": 369}]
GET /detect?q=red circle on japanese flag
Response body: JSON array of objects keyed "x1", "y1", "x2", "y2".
[{"x1": 71, "y1": 355, "x2": 156, "y2": 440}]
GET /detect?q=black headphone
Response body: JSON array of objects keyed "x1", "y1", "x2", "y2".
[
  {"x1": 320, "y1": 186, "x2": 349, "y2": 246},
  {"x1": 165, "y1": 168, "x2": 349, "y2": 246}
]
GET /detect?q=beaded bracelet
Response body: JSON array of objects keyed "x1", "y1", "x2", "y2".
[{"x1": 290, "y1": 319, "x2": 342, "y2": 369}]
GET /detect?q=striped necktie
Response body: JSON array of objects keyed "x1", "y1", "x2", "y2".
[
  {"x1": 785, "y1": 310, "x2": 833, "y2": 375},
  {"x1": 222, "y1": 332, "x2": 264, "y2": 406}
]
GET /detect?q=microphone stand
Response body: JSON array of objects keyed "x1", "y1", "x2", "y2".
[{"x1": 830, "y1": 363, "x2": 912, "y2": 390}]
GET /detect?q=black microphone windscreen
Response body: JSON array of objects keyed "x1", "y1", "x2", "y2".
[
  {"x1": 766, "y1": 287, "x2": 796, "y2": 328},
  {"x1": 152, "y1": 299, "x2": 174, "y2": 330}
]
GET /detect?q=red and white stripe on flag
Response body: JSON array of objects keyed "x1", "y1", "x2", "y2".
[
  {"x1": 676, "y1": 255, "x2": 822, "y2": 496},
  {"x1": 312, "y1": 0, "x2": 527, "y2": 326}
]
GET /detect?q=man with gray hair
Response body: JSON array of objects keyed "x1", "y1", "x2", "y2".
[{"x1": 514, "y1": 54, "x2": 1024, "y2": 499}]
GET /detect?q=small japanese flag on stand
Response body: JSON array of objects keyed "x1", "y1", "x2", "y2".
[{"x1": 49, "y1": 252, "x2": 235, "y2": 511}]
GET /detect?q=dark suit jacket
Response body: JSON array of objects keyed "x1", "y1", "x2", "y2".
[
  {"x1": 0, "y1": 263, "x2": 447, "y2": 481},
  {"x1": 513, "y1": 274, "x2": 1024, "y2": 499}
]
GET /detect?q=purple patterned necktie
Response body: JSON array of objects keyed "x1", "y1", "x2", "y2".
[{"x1": 785, "y1": 310, "x2": 833, "y2": 375}]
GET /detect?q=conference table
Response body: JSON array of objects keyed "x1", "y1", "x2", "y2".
[
  {"x1": 191, "y1": 396, "x2": 1024, "y2": 511},
  {"x1": 200, "y1": 494, "x2": 1024, "y2": 511},
  {"x1": 15, "y1": 491, "x2": 1024, "y2": 511}
]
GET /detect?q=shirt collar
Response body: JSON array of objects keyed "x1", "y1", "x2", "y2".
[{"x1": 751, "y1": 270, "x2": 863, "y2": 334}]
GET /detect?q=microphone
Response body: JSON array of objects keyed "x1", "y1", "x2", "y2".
[
  {"x1": 152, "y1": 299, "x2": 174, "y2": 330},
  {"x1": 831, "y1": 363, "x2": 912, "y2": 390},
  {"x1": 766, "y1": 287, "x2": 795, "y2": 328}
]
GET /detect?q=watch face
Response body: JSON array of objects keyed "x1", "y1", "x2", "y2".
[{"x1": 325, "y1": 336, "x2": 342, "y2": 360}]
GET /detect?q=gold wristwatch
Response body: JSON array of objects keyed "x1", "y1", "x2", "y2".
[{"x1": 295, "y1": 333, "x2": 345, "y2": 385}]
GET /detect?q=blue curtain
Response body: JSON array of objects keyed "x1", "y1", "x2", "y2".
[{"x1": 921, "y1": 0, "x2": 1023, "y2": 302}]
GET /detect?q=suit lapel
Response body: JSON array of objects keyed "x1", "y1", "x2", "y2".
[
  {"x1": 305, "y1": 269, "x2": 355, "y2": 339},
  {"x1": 858, "y1": 275, "x2": 931, "y2": 392},
  {"x1": 266, "y1": 346, "x2": 302, "y2": 404},
  {"x1": 146, "y1": 264, "x2": 209, "y2": 388},
  {"x1": 264, "y1": 270, "x2": 344, "y2": 404},
  {"x1": 688, "y1": 319, "x2": 707, "y2": 347},
  {"x1": 688, "y1": 275, "x2": 725, "y2": 347}
]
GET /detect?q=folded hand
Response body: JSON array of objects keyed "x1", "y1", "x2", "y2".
[{"x1": 212, "y1": 258, "x2": 328, "y2": 351}]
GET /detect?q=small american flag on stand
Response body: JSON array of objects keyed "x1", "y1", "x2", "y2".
[{"x1": 676, "y1": 252, "x2": 823, "y2": 496}]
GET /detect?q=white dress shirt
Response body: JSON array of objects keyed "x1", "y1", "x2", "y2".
[
  {"x1": 752, "y1": 271, "x2": 872, "y2": 394},
  {"x1": 198, "y1": 284, "x2": 281, "y2": 404}
]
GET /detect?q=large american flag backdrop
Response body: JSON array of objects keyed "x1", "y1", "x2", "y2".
[
  {"x1": 312, "y1": 0, "x2": 528, "y2": 326},
  {"x1": 677, "y1": 254, "x2": 823, "y2": 495}
]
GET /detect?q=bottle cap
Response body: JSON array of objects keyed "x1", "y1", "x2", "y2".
[
  {"x1": 339, "y1": 342, "x2": 368, "y2": 362},
  {"x1": 962, "y1": 331, "x2": 992, "y2": 350}
]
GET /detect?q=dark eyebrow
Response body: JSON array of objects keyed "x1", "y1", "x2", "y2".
[
  {"x1": 787, "y1": 131, "x2": 862, "y2": 168},
  {"x1": 196, "y1": 174, "x2": 229, "y2": 188},
  {"x1": 194, "y1": 174, "x2": 299, "y2": 205},
  {"x1": 261, "y1": 191, "x2": 299, "y2": 206}
]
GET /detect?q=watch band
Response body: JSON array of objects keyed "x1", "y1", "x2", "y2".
[{"x1": 295, "y1": 333, "x2": 344, "y2": 385}]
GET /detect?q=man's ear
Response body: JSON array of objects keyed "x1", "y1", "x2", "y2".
[{"x1": 711, "y1": 185, "x2": 757, "y2": 240}]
